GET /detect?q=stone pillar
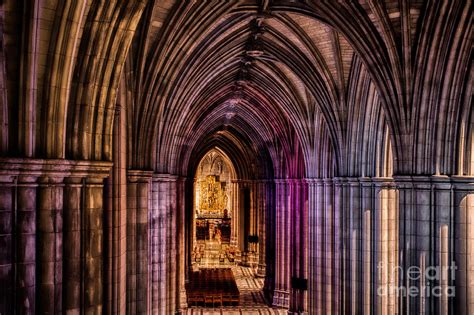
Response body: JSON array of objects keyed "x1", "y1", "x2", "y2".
[
  {"x1": 63, "y1": 177, "x2": 82, "y2": 314},
  {"x1": 313, "y1": 178, "x2": 325, "y2": 314},
  {"x1": 273, "y1": 179, "x2": 289, "y2": 307},
  {"x1": 307, "y1": 178, "x2": 317, "y2": 314},
  {"x1": 109, "y1": 103, "x2": 127, "y2": 314},
  {"x1": 257, "y1": 180, "x2": 267, "y2": 277},
  {"x1": 127, "y1": 170, "x2": 152, "y2": 314},
  {"x1": 150, "y1": 174, "x2": 179, "y2": 314},
  {"x1": 347, "y1": 177, "x2": 362, "y2": 315},
  {"x1": 84, "y1": 176, "x2": 105, "y2": 314},
  {"x1": 169, "y1": 176, "x2": 177, "y2": 314},
  {"x1": 289, "y1": 179, "x2": 308, "y2": 314},
  {"x1": 395, "y1": 176, "x2": 431, "y2": 314},
  {"x1": 230, "y1": 180, "x2": 239, "y2": 247},
  {"x1": 394, "y1": 175, "x2": 474, "y2": 314},
  {"x1": 360, "y1": 178, "x2": 374, "y2": 315},
  {"x1": 177, "y1": 177, "x2": 187, "y2": 311},
  {"x1": 37, "y1": 176, "x2": 64, "y2": 314},
  {"x1": 333, "y1": 178, "x2": 342, "y2": 315},
  {"x1": 338, "y1": 178, "x2": 350, "y2": 315},
  {"x1": 323, "y1": 178, "x2": 334, "y2": 313},
  {"x1": 16, "y1": 176, "x2": 37, "y2": 314},
  {"x1": 150, "y1": 177, "x2": 161, "y2": 314},
  {"x1": 0, "y1": 158, "x2": 112, "y2": 315},
  {"x1": 453, "y1": 176, "x2": 474, "y2": 314},
  {"x1": 271, "y1": 178, "x2": 308, "y2": 314},
  {"x1": 373, "y1": 178, "x2": 398, "y2": 315},
  {"x1": 263, "y1": 180, "x2": 275, "y2": 300},
  {"x1": 0, "y1": 174, "x2": 37, "y2": 314},
  {"x1": 0, "y1": 176, "x2": 14, "y2": 314}
]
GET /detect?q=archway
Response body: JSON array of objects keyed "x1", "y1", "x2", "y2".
[
  {"x1": 191, "y1": 148, "x2": 239, "y2": 265},
  {"x1": 184, "y1": 141, "x2": 277, "y2": 309}
]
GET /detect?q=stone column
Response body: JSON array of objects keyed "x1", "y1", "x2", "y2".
[
  {"x1": 347, "y1": 177, "x2": 362, "y2": 315},
  {"x1": 314, "y1": 178, "x2": 325, "y2": 314},
  {"x1": 127, "y1": 170, "x2": 152, "y2": 314},
  {"x1": 63, "y1": 177, "x2": 82, "y2": 314},
  {"x1": 169, "y1": 176, "x2": 177, "y2": 314},
  {"x1": 373, "y1": 178, "x2": 398, "y2": 315},
  {"x1": 360, "y1": 177, "x2": 374, "y2": 315},
  {"x1": 273, "y1": 179, "x2": 289, "y2": 308},
  {"x1": 289, "y1": 179, "x2": 297, "y2": 313},
  {"x1": 394, "y1": 175, "x2": 474, "y2": 314},
  {"x1": 263, "y1": 180, "x2": 275, "y2": 300},
  {"x1": 0, "y1": 174, "x2": 37, "y2": 314},
  {"x1": 0, "y1": 176, "x2": 14, "y2": 314},
  {"x1": 289, "y1": 179, "x2": 308, "y2": 314},
  {"x1": 37, "y1": 176, "x2": 64, "y2": 314},
  {"x1": 0, "y1": 158, "x2": 112, "y2": 315},
  {"x1": 453, "y1": 176, "x2": 474, "y2": 314},
  {"x1": 395, "y1": 176, "x2": 431, "y2": 314},
  {"x1": 150, "y1": 177, "x2": 161, "y2": 314},
  {"x1": 16, "y1": 175, "x2": 37, "y2": 314},
  {"x1": 338, "y1": 177, "x2": 350, "y2": 315},
  {"x1": 109, "y1": 104, "x2": 127, "y2": 314},
  {"x1": 323, "y1": 178, "x2": 334, "y2": 313},
  {"x1": 231, "y1": 180, "x2": 237, "y2": 247},
  {"x1": 230, "y1": 180, "x2": 239, "y2": 247},
  {"x1": 151, "y1": 174, "x2": 179, "y2": 314},
  {"x1": 177, "y1": 177, "x2": 187, "y2": 311},
  {"x1": 83, "y1": 176, "x2": 105, "y2": 314},
  {"x1": 307, "y1": 178, "x2": 317, "y2": 314},
  {"x1": 257, "y1": 180, "x2": 267, "y2": 277}
]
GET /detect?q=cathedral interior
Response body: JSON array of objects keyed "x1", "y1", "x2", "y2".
[{"x1": 0, "y1": 0, "x2": 472, "y2": 314}]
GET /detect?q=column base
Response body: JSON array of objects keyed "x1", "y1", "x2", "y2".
[
  {"x1": 179, "y1": 289, "x2": 188, "y2": 310},
  {"x1": 272, "y1": 290, "x2": 289, "y2": 308},
  {"x1": 240, "y1": 252, "x2": 250, "y2": 267},
  {"x1": 256, "y1": 264, "x2": 266, "y2": 277}
]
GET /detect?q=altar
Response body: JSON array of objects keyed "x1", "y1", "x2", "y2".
[{"x1": 195, "y1": 175, "x2": 231, "y2": 244}]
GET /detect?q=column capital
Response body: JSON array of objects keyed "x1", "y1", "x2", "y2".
[
  {"x1": 37, "y1": 175, "x2": 65, "y2": 185},
  {"x1": 305, "y1": 178, "x2": 325, "y2": 186},
  {"x1": 127, "y1": 169, "x2": 154, "y2": 182},
  {"x1": 393, "y1": 175, "x2": 474, "y2": 190},
  {"x1": 152, "y1": 173, "x2": 179, "y2": 182},
  {"x1": 274, "y1": 178, "x2": 306, "y2": 184},
  {"x1": 0, "y1": 157, "x2": 112, "y2": 179}
]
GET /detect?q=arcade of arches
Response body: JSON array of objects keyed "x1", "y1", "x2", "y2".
[{"x1": 0, "y1": 0, "x2": 472, "y2": 314}]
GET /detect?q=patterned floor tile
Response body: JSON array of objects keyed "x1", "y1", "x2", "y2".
[{"x1": 183, "y1": 265, "x2": 286, "y2": 314}]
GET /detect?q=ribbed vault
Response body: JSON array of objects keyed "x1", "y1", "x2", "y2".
[
  {"x1": 0, "y1": 1, "x2": 472, "y2": 314},
  {"x1": 120, "y1": 0, "x2": 471, "y2": 178}
]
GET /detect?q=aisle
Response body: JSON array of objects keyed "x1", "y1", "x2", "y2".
[{"x1": 184, "y1": 266, "x2": 286, "y2": 314}]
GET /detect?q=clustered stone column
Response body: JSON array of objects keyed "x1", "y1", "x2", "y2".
[
  {"x1": 0, "y1": 158, "x2": 111, "y2": 315},
  {"x1": 229, "y1": 180, "x2": 240, "y2": 247},
  {"x1": 256, "y1": 180, "x2": 269, "y2": 277},
  {"x1": 126, "y1": 170, "x2": 152, "y2": 314},
  {"x1": 273, "y1": 179, "x2": 308, "y2": 313},
  {"x1": 84, "y1": 176, "x2": 107, "y2": 313},
  {"x1": 229, "y1": 179, "x2": 273, "y2": 272},
  {"x1": 37, "y1": 176, "x2": 64, "y2": 314},
  {"x1": 149, "y1": 174, "x2": 180, "y2": 314},
  {"x1": 63, "y1": 177, "x2": 83, "y2": 313},
  {"x1": 395, "y1": 175, "x2": 474, "y2": 314},
  {"x1": 307, "y1": 175, "x2": 474, "y2": 314},
  {"x1": 15, "y1": 175, "x2": 37, "y2": 314}
]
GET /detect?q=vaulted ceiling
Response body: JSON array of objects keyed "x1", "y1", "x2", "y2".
[
  {"x1": 1, "y1": 0, "x2": 471, "y2": 178},
  {"x1": 124, "y1": 0, "x2": 471, "y2": 177}
]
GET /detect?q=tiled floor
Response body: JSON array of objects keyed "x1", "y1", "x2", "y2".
[
  {"x1": 183, "y1": 307, "x2": 288, "y2": 314},
  {"x1": 185, "y1": 242, "x2": 286, "y2": 314}
]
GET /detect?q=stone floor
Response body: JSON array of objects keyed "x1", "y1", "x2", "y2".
[{"x1": 185, "y1": 241, "x2": 286, "y2": 314}]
